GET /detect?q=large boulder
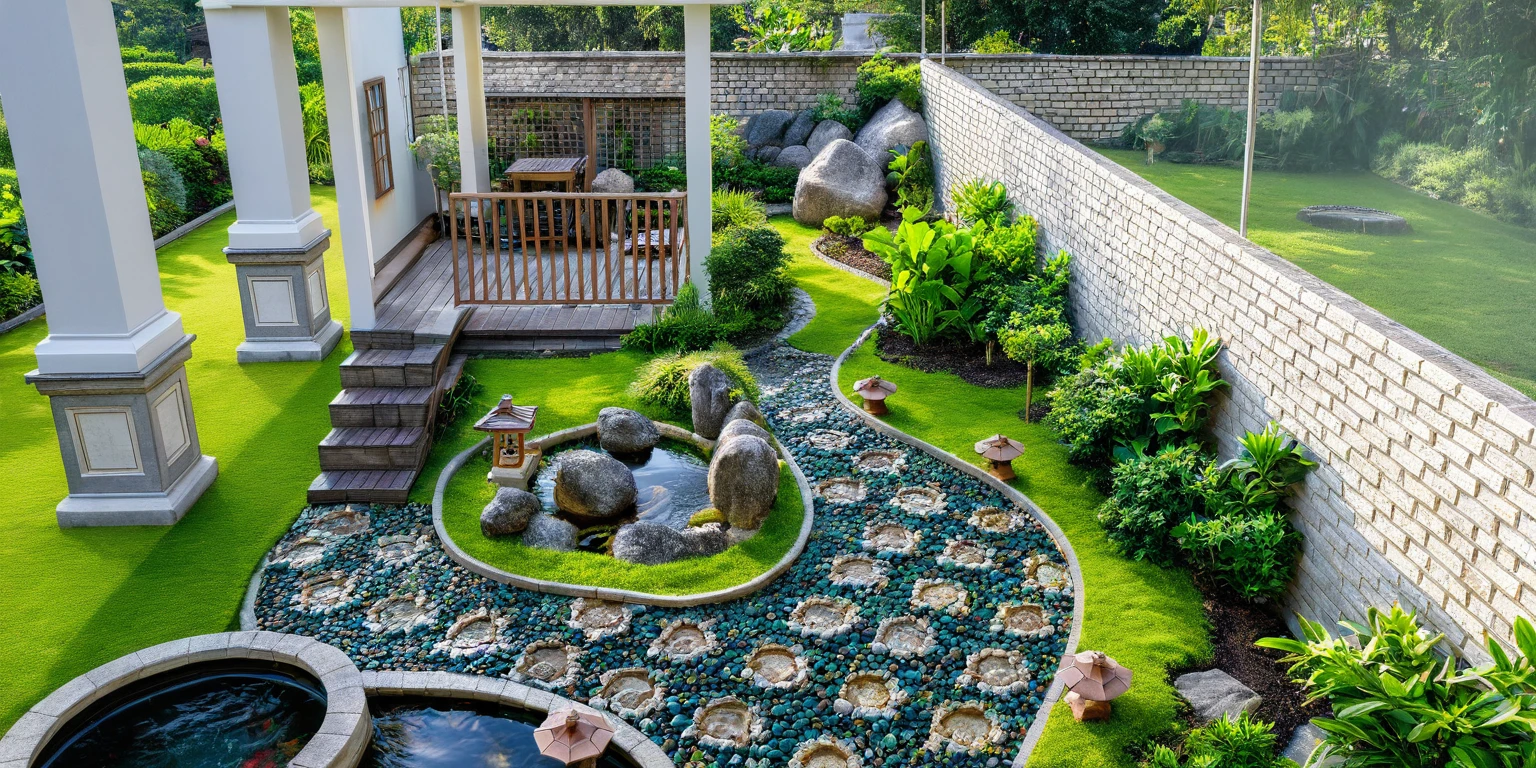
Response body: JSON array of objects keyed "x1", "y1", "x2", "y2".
[
  {"x1": 598, "y1": 407, "x2": 660, "y2": 455},
  {"x1": 774, "y1": 145, "x2": 813, "y2": 169},
  {"x1": 718, "y1": 417, "x2": 773, "y2": 451},
  {"x1": 854, "y1": 99, "x2": 929, "y2": 160},
  {"x1": 783, "y1": 110, "x2": 817, "y2": 147},
  {"x1": 754, "y1": 145, "x2": 782, "y2": 165},
  {"x1": 1174, "y1": 669, "x2": 1263, "y2": 724},
  {"x1": 806, "y1": 120, "x2": 853, "y2": 157},
  {"x1": 683, "y1": 523, "x2": 732, "y2": 557},
  {"x1": 723, "y1": 400, "x2": 767, "y2": 429},
  {"x1": 590, "y1": 167, "x2": 635, "y2": 194},
  {"x1": 708, "y1": 434, "x2": 781, "y2": 530},
  {"x1": 792, "y1": 139, "x2": 888, "y2": 227},
  {"x1": 745, "y1": 109, "x2": 794, "y2": 148},
  {"x1": 612, "y1": 522, "x2": 687, "y2": 565},
  {"x1": 553, "y1": 450, "x2": 638, "y2": 519},
  {"x1": 481, "y1": 487, "x2": 540, "y2": 537},
  {"x1": 689, "y1": 364, "x2": 734, "y2": 440},
  {"x1": 522, "y1": 514, "x2": 578, "y2": 552}
]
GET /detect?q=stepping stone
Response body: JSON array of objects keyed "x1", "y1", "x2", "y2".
[
  {"x1": 1174, "y1": 669, "x2": 1263, "y2": 723},
  {"x1": 1284, "y1": 722, "x2": 1339, "y2": 766}
]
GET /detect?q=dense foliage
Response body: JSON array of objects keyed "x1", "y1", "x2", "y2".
[
  {"x1": 127, "y1": 76, "x2": 221, "y2": 128},
  {"x1": 951, "y1": 179, "x2": 1013, "y2": 227},
  {"x1": 855, "y1": 54, "x2": 923, "y2": 121},
  {"x1": 885, "y1": 142, "x2": 934, "y2": 214},
  {"x1": 711, "y1": 189, "x2": 769, "y2": 232},
  {"x1": 0, "y1": 183, "x2": 32, "y2": 274},
  {"x1": 822, "y1": 215, "x2": 875, "y2": 237},
  {"x1": 871, "y1": 0, "x2": 1167, "y2": 54},
  {"x1": 1374, "y1": 139, "x2": 1536, "y2": 228},
  {"x1": 0, "y1": 108, "x2": 12, "y2": 170},
  {"x1": 863, "y1": 208, "x2": 986, "y2": 346},
  {"x1": 1146, "y1": 713, "x2": 1285, "y2": 768},
  {"x1": 122, "y1": 61, "x2": 212, "y2": 86},
  {"x1": 114, "y1": 0, "x2": 204, "y2": 61},
  {"x1": 0, "y1": 270, "x2": 42, "y2": 321},
  {"x1": 621, "y1": 283, "x2": 726, "y2": 354},
  {"x1": 133, "y1": 118, "x2": 231, "y2": 221},
  {"x1": 1260, "y1": 606, "x2": 1536, "y2": 767},
  {"x1": 1097, "y1": 444, "x2": 1206, "y2": 564},
  {"x1": 629, "y1": 344, "x2": 760, "y2": 415},
  {"x1": 707, "y1": 224, "x2": 795, "y2": 334},
  {"x1": 731, "y1": 1, "x2": 835, "y2": 52},
  {"x1": 1121, "y1": 98, "x2": 1371, "y2": 172}
]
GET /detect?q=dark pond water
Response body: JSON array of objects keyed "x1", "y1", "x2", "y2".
[
  {"x1": 38, "y1": 666, "x2": 326, "y2": 768},
  {"x1": 533, "y1": 439, "x2": 710, "y2": 550},
  {"x1": 363, "y1": 699, "x2": 634, "y2": 768}
]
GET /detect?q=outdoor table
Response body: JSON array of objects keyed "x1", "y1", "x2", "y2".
[{"x1": 504, "y1": 156, "x2": 587, "y2": 193}]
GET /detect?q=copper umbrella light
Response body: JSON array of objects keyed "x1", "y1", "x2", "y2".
[
  {"x1": 853, "y1": 376, "x2": 898, "y2": 415},
  {"x1": 534, "y1": 708, "x2": 615, "y2": 767},
  {"x1": 974, "y1": 434, "x2": 1025, "y2": 480},
  {"x1": 1057, "y1": 651, "x2": 1133, "y2": 722}
]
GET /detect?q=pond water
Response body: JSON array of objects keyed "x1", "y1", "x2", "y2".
[
  {"x1": 38, "y1": 665, "x2": 326, "y2": 768},
  {"x1": 364, "y1": 699, "x2": 634, "y2": 768},
  {"x1": 533, "y1": 439, "x2": 710, "y2": 548}
]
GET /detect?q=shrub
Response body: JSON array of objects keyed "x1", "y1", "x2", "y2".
[
  {"x1": 863, "y1": 209, "x2": 985, "y2": 346},
  {"x1": 0, "y1": 182, "x2": 31, "y2": 273},
  {"x1": 711, "y1": 114, "x2": 747, "y2": 170},
  {"x1": 716, "y1": 161, "x2": 800, "y2": 203},
  {"x1": 811, "y1": 92, "x2": 860, "y2": 131},
  {"x1": 120, "y1": 46, "x2": 180, "y2": 64},
  {"x1": 973, "y1": 215, "x2": 1039, "y2": 279},
  {"x1": 637, "y1": 160, "x2": 688, "y2": 193},
  {"x1": 951, "y1": 179, "x2": 1013, "y2": 227},
  {"x1": 708, "y1": 225, "x2": 793, "y2": 332},
  {"x1": 970, "y1": 29, "x2": 1031, "y2": 54},
  {"x1": 135, "y1": 122, "x2": 229, "y2": 214},
  {"x1": 300, "y1": 82, "x2": 331, "y2": 173},
  {"x1": 0, "y1": 270, "x2": 41, "y2": 319},
  {"x1": 621, "y1": 283, "x2": 725, "y2": 354},
  {"x1": 122, "y1": 61, "x2": 213, "y2": 86},
  {"x1": 1173, "y1": 508, "x2": 1299, "y2": 599},
  {"x1": 139, "y1": 149, "x2": 188, "y2": 237},
  {"x1": 127, "y1": 76, "x2": 221, "y2": 128},
  {"x1": 1097, "y1": 445, "x2": 1206, "y2": 564},
  {"x1": 1374, "y1": 141, "x2": 1535, "y2": 227},
  {"x1": 1259, "y1": 606, "x2": 1536, "y2": 768},
  {"x1": 0, "y1": 168, "x2": 16, "y2": 192},
  {"x1": 1045, "y1": 363, "x2": 1146, "y2": 466},
  {"x1": 1201, "y1": 423, "x2": 1317, "y2": 516},
  {"x1": 822, "y1": 215, "x2": 874, "y2": 237},
  {"x1": 855, "y1": 53, "x2": 922, "y2": 120},
  {"x1": 0, "y1": 107, "x2": 12, "y2": 168},
  {"x1": 1147, "y1": 713, "x2": 1282, "y2": 768},
  {"x1": 410, "y1": 116, "x2": 460, "y2": 192},
  {"x1": 711, "y1": 189, "x2": 768, "y2": 232},
  {"x1": 629, "y1": 344, "x2": 759, "y2": 416},
  {"x1": 730, "y1": 0, "x2": 834, "y2": 52}
]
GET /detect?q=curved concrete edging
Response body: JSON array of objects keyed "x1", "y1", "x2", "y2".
[
  {"x1": 431, "y1": 418, "x2": 817, "y2": 607},
  {"x1": 829, "y1": 322, "x2": 1086, "y2": 767},
  {"x1": 359, "y1": 670, "x2": 671, "y2": 768},
  {"x1": 0, "y1": 631, "x2": 370, "y2": 768},
  {"x1": 808, "y1": 235, "x2": 892, "y2": 288}
]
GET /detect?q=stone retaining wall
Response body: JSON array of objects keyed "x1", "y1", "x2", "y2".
[
  {"x1": 409, "y1": 51, "x2": 1327, "y2": 143},
  {"x1": 920, "y1": 60, "x2": 1536, "y2": 659}
]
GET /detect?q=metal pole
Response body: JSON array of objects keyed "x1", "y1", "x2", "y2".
[
  {"x1": 920, "y1": 0, "x2": 926, "y2": 58},
  {"x1": 940, "y1": 0, "x2": 946, "y2": 64},
  {"x1": 1239, "y1": 0, "x2": 1261, "y2": 237}
]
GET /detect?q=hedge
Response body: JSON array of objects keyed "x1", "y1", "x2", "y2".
[
  {"x1": 0, "y1": 108, "x2": 11, "y2": 168},
  {"x1": 120, "y1": 46, "x2": 179, "y2": 64},
  {"x1": 123, "y1": 62, "x2": 213, "y2": 87},
  {"x1": 127, "y1": 76, "x2": 221, "y2": 128}
]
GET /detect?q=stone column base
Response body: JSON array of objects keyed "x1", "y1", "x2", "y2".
[
  {"x1": 26, "y1": 335, "x2": 218, "y2": 528},
  {"x1": 225, "y1": 231, "x2": 343, "y2": 363}
]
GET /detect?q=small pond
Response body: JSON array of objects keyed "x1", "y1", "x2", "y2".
[
  {"x1": 37, "y1": 662, "x2": 326, "y2": 768},
  {"x1": 364, "y1": 698, "x2": 636, "y2": 768},
  {"x1": 533, "y1": 439, "x2": 710, "y2": 550}
]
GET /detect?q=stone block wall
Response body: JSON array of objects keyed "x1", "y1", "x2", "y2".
[
  {"x1": 920, "y1": 60, "x2": 1536, "y2": 658},
  {"x1": 409, "y1": 51, "x2": 1327, "y2": 143}
]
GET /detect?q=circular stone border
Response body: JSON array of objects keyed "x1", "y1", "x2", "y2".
[
  {"x1": 1296, "y1": 205, "x2": 1411, "y2": 235},
  {"x1": 432, "y1": 418, "x2": 817, "y2": 607},
  {"x1": 0, "y1": 631, "x2": 370, "y2": 768},
  {"x1": 357, "y1": 670, "x2": 670, "y2": 768},
  {"x1": 830, "y1": 321, "x2": 1085, "y2": 767}
]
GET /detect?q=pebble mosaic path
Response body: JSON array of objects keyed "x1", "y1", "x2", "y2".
[{"x1": 254, "y1": 344, "x2": 1075, "y2": 767}]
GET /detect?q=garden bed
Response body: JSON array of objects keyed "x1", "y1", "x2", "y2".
[
  {"x1": 813, "y1": 233, "x2": 891, "y2": 281},
  {"x1": 874, "y1": 324, "x2": 1033, "y2": 390}
]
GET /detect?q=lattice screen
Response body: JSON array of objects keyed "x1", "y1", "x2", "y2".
[{"x1": 484, "y1": 96, "x2": 685, "y2": 176}]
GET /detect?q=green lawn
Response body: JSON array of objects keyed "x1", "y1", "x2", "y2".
[
  {"x1": 0, "y1": 187, "x2": 351, "y2": 729},
  {"x1": 1098, "y1": 148, "x2": 1536, "y2": 399}
]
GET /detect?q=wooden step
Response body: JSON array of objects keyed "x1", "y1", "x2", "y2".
[
  {"x1": 329, "y1": 386, "x2": 435, "y2": 428},
  {"x1": 339, "y1": 344, "x2": 446, "y2": 388},
  {"x1": 317, "y1": 426, "x2": 428, "y2": 471},
  {"x1": 308, "y1": 470, "x2": 416, "y2": 504}
]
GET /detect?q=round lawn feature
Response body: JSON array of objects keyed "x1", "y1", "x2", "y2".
[{"x1": 1296, "y1": 205, "x2": 1410, "y2": 235}]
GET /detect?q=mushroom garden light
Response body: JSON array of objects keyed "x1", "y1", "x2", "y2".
[
  {"x1": 974, "y1": 434, "x2": 1025, "y2": 481},
  {"x1": 475, "y1": 394, "x2": 541, "y2": 489},
  {"x1": 534, "y1": 708, "x2": 616, "y2": 768},
  {"x1": 1057, "y1": 650, "x2": 1133, "y2": 722},
  {"x1": 853, "y1": 376, "x2": 898, "y2": 415}
]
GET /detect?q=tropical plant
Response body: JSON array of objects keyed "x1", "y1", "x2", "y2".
[
  {"x1": 1097, "y1": 444, "x2": 1206, "y2": 564},
  {"x1": 299, "y1": 82, "x2": 331, "y2": 171},
  {"x1": 951, "y1": 179, "x2": 1013, "y2": 227},
  {"x1": 730, "y1": 1, "x2": 834, "y2": 53},
  {"x1": 863, "y1": 208, "x2": 985, "y2": 346},
  {"x1": 1173, "y1": 509, "x2": 1300, "y2": 600},
  {"x1": 1147, "y1": 712, "x2": 1284, "y2": 768},
  {"x1": 972, "y1": 215, "x2": 1039, "y2": 279},
  {"x1": 1132, "y1": 113, "x2": 1174, "y2": 164},
  {"x1": 711, "y1": 189, "x2": 768, "y2": 232},
  {"x1": 1259, "y1": 606, "x2": 1536, "y2": 768},
  {"x1": 1202, "y1": 422, "x2": 1316, "y2": 516},
  {"x1": 886, "y1": 142, "x2": 934, "y2": 215},
  {"x1": 0, "y1": 183, "x2": 32, "y2": 274},
  {"x1": 629, "y1": 344, "x2": 760, "y2": 415}
]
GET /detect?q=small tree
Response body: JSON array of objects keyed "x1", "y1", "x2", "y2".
[{"x1": 1000, "y1": 319, "x2": 1073, "y2": 421}]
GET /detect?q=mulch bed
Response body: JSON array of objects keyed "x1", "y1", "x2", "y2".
[
  {"x1": 814, "y1": 234, "x2": 891, "y2": 281},
  {"x1": 875, "y1": 325, "x2": 1032, "y2": 389}
]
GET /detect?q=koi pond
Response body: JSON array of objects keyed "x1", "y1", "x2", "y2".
[{"x1": 363, "y1": 698, "x2": 635, "y2": 768}]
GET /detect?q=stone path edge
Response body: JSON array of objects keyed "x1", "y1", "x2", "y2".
[
  {"x1": 430, "y1": 419, "x2": 818, "y2": 607},
  {"x1": 0, "y1": 631, "x2": 370, "y2": 768},
  {"x1": 828, "y1": 321, "x2": 1086, "y2": 768},
  {"x1": 359, "y1": 670, "x2": 672, "y2": 768}
]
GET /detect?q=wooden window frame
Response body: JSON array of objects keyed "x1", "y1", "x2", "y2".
[{"x1": 364, "y1": 77, "x2": 394, "y2": 199}]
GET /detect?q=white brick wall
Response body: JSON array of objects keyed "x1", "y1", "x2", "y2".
[{"x1": 920, "y1": 60, "x2": 1536, "y2": 659}]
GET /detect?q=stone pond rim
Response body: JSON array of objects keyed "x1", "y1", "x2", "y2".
[{"x1": 1296, "y1": 205, "x2": 1411, "y2": 235}]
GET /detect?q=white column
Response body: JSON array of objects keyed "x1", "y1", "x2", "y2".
[
  {"x1": 0, "y1": 0, "x2": 186, "y2": 375},
  {"x1": 450, "y1": 5, "x2": 491, "y2": 193},
  {"x1": 683, "y1": 3, "x2": 713, "y2": 304},
  {"x1": 314, "y1": 7, "x2": 377, "y2": 330}
]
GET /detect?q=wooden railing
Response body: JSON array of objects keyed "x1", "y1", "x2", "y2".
[{"x1": 448, "y1": 192, "x2": 689, "y2": 306}]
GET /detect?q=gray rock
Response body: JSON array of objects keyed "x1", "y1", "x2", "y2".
[
  {"x1": 682, "y1": 523, "x2": 732, "y2": 557},
  {"x1": 745, "y1": 109, "x2": 794, "y2": 148},
  {"x1": 774, "y1": 145, "x2": 813, "y2": 169},
  {"x1": 1283, "y1": 723, "x2": 1338, "y2": 766},
  {"x1": 1174, "y1": 669, "x2": 1263, "y2": 724},
  {"x1": 708, "y1": 434, "x2": 781, "y2": 530},
  {"x1": 723, "y1": 400, "x2": 768, "y2": 429},
  {"x1": 783, "y1": 110, "x2": 817, "y2": 147},
  {"x1": 481, "y1": 487, "x2": 540, "y2": 537},
  {"x1": 598, "y1": 407, "x2": 660, "y2": 454},
  {"x1": 612, "y1": 522, "x2": 688, "y2": 564},
  {"x1": 754, "y1": 145, "x2": 782, "y2": 165},
  {"x1": 554, "y1": 449, "x2": 638, "y2": 519},
  {"x1": 522, "y1": 514, "x2": 578, "y2": 552},
  {"x1": 590, "y1": 167, "x2": 635, "y2": 194},
  {"x1": 689, "y1": 364, "x2": 735, "y2": 440},
  {"x1": 792, "y1": 139, "x2": 888, "y2": 227},
  {"x1": 806, "y1": 120, "x2": 853, "y2": 157},
  {"x1": 854, "y1": 99, "x2": 929, "y2": 160},
  {"x1": 718, "y1": 418, "x2": 773, "y2": 449}
]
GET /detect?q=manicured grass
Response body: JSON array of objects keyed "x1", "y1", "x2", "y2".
[
  {"x1": 0, "y1": 187, "x2": 350, "y2": 730},
  {"x1": 837, "y1": 341, "x2": 1211, "y2": 768},
  {"x1": 773, "y1": 216, "x2": 888, "y2": 356},
  {"x1": 1098, "y1": 148, "x2": 1536, "y2": 399},
  {"x1": 441, "y1": 449, "x2": 804, "y2": 595}
]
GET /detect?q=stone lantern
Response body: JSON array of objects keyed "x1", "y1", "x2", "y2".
[
  {"x1": 853, "y1": 376, "x2": 898, "y2": 415},
  {"x1": 974, "y1": 434, "x2": 1025, "y2": 480},
  {"x1": 1057, "y1": 650, "x2": 1132, "y2": 722},
  {"x1": 534, "y1": 708, "x2": 615, "y2": 768},
  {"x1": 474, "y1": 394, "x2": 540, "y2": 489}
]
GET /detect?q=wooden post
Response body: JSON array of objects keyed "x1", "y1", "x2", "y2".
[{"x1": 583, "y1": 97, "x2": 597, "y2": 192}]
